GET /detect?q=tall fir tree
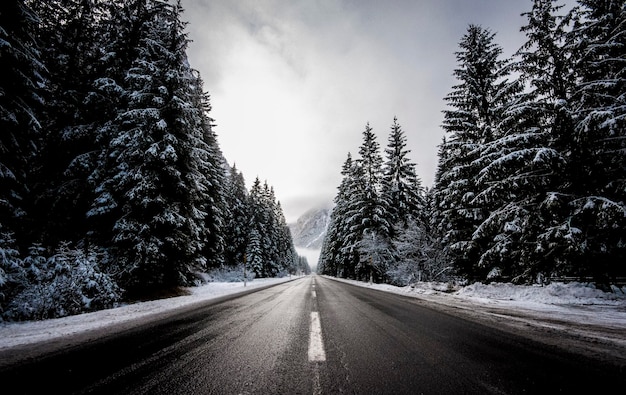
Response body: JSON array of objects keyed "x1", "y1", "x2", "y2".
[
  {"x1": 87, "y1": 0, "x2": 160, "y2": 248},
  {"x1": 345, "y1": 123, "x2": 392, "y2": 281},
  {"x1": 246, "y1": 177, "x2": 297, "y2": 277},
  {"x1": 433, "y1": 25, "x2": 518, "y2": 280},
  {"x1": 189, "y1": 71, "x2": 227, "y2": 270},
  {"x1": 88, "y1": 0, "x2": 217, "y2": 293},
  {"x1": 247, "y1": 176, "x2": 263, "y2": 269},
  {"x1": 245, "y1": 228, "x2": 263, "y2": 279},
  {"x1": 26, "y1": 0, "x2": 111, "y2": 247},
  {"x1": 382, "y1": 117, "x2": 424, "y2": 227},
  {"x1": 473, "y1": 0, "x2": 577, "y2": 283},
  {"x1": 275, "y1": 201, "x2": 298, "y2": 274},
  {"x1": 559, "y1": 0, "x2": 626, "y2": 282},
  {"x1": 223, "y1": 164, "x2": 250, "y2": 267},
  {"x1": 0, "y1": 0, "x2": 44, "y2": 245},
  {"x1": 263, "y1": 182, "x2": 281, "y2": 275},
  {"x1": 318, "y1": 153, "x2": 358, "y2": 277}
]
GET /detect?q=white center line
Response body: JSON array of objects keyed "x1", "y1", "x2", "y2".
[
  {"x1": 308, "y1": 312, "x2": 326, "y2": 362},
  {"x1": 312, "y1": 290, "x2": 317, "y2": 298}
]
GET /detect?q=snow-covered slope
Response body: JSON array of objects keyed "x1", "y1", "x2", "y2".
[{"x1": 289, "y1": 207, "x2": 331, "y2": 249}]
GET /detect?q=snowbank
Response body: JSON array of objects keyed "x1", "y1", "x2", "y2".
[
  {"x1": 457, "y1": 281, "x2": 626, "y2": 305},
  {"x1": 328, "y1": 276, "x2": 626, "y2": 306}
]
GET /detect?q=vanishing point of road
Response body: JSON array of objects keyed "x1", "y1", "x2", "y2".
[{"x1": 1, "y1": 275, "x2": 624, "y2": 394}]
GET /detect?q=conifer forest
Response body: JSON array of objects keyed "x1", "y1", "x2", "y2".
[
  {"x1": 1, "y1": 0, "x2": 625, "y2": 322},
  {"x1": 0, "y1": 0, "x2": 308, "y2": 321},
  {"x1": 318, "y1": 1, "x2": 625, "y2": 289}
]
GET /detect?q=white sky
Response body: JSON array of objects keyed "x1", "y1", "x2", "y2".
[
  {"x1": 181, "y1": 0, "x2": 571, "y2": 223},
  {"x1": 1, "y1": 276, "x2": 624, "y2": 358}
]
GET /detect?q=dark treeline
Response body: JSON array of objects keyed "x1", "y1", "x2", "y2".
[
  {"x1": 319, "y1": 0, "x2": 625, "y2": 288},
  {"x1": 0, "y1": 0, "x2": 308, "y2": 321}
]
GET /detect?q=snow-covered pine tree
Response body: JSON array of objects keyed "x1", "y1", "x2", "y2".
[
  {"x1": 382, "y1": 117, "x2": 425, "y2": 228},
  {"x1": 26, "y1": 0, "x2": 110, "y2": 247},
  {"x1": 262, "y1": 183, "x2": 300, "y2": 276},
  {"x1": 559, "y1": 0, "x2": 626, "y2": 283},
  {"x1": 476, "y1": 0, "x2": 576, "y2": 283},
  {"x1": 318, "y1": 153, "x2": 357, "y2": 277},
  {"x1": 188, "y1": 69, "x2": 227, "y2": 270},
  {"x1": 223, "y1": 164, "x2": 250, "y2": 267},
  {"x1": 431, "y1": 135, "x2": 450, "y2": 246},
  {"x1": 274, "y1": 201, "x2": 298, "y2": 274},
  {"x1": 346, "y1": 123, "x2": 392, "y2": 281},
  {"x1": 380, "y1": 117, "x2": 436, "y2": 284},
  {"x1": 245, "y1": 228, "x2": 263, "y2": 279},
  {"x1": 246, "y1": 177, "x2": 296, "y2": 277},
  {"x1": 247, "y1": 177, "x2": 270, "y2": 277},
  {"x1": 263, "y1": 182, "x2": 281, "y2": 276},
  {"x1": 0, "y1": 0, "x2": 44, "y2": 245},
  {"x1": 97, "y1": 0, "x2": 214, "y2": 293},
  {"x1": 433, "y1": 25, "x2": 518, "y2": 281},
  {"x1": 3, "y1": 242, "x2": 121, "y2": 321},
  {"x1": 0, "y1": 228, "x2": 28, "y2": 319},
  {"x1": 87, "y1": 0, "x2": 161, "y2": 249},
  {"x1": 316, "y1": 233, "x2": 332, "y2": 275},
  {"x1": 387, "y1": 216, "x2": 447, "y2": 286}
]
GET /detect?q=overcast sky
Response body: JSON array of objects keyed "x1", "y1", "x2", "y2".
[{"x1": 181, "y1": 0, "x2": 565, "y2": 223}]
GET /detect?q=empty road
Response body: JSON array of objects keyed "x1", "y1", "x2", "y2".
[{"x1": 1, "y1": 275, "x2": 623, "y2": 394}]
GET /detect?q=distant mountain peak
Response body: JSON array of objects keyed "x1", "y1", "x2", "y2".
[{"x1": 289, "y1": 207, "x2": 331, "y2": 249}]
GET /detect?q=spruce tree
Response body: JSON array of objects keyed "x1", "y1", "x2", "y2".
[
  {"x1": 189, "y1": 71, "x2": 227, "y2": 270},
  {"x1": 561, "y1": 0, "x2": 626, "y2": 282},
  {"x1": 245, "y1": 177, "x2": 298, "y2": 277},
  {"x1": 92, "y1": 0, "x2": 214, "y2": 292},
  {"x1": 346, "y1": 123, "x2": 391, "y2": 281},
  {"x1": 382, "y1": 117, "x2": 424, "y2": 227},
  {"x1": 248, "y1": 177, "x2": 271, "y2": 277},
  {"x1": 87, "y1": 0, "x2": 165, "y2": 249},
  {"x1": 26, "y1": 0, "x2": 110, "y2": 246},
  {"x1": 318, "y1": 153, "x2": 357, "y2": 277},
  {"x1": 275, "y1": 201, "x2": 298, "y2": 274},
  {"x1": 0, "y1": 0, "x2": 44, "y2": 245},
  {"x1": 433, "y1": 25, "x2": 518, "y2": 280},
  {"x1": 223, "y1": 164, "x2": 250, "y2": 267},
  {"x1": 246, "y1": 228, "x2": 263, "y2": 278},
  {"x1": 263, "y1": 182, "x2": 280, "y2": 276},
  {"x1": 473, "y1": 0, "x2": 578, "y2": 283}
]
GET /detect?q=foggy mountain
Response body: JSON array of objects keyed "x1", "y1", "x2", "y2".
[{"x1": 289, "y1": 207, "x2": 331, "y2": 249}]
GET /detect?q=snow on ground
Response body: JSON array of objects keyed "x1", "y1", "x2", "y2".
[
  {"x1": 1, "y1": 274, "x2": 625, "y2": 365},
  {"x1": 0, "y1": 276, "x2": 297, "y2": 351}
]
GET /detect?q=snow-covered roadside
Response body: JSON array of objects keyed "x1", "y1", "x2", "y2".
[
  {"x1": 0, "y1": 276, "x2": 301, "y2": 351},
  {"x1": 324, "y1": 276, "x2": 626, "y2": 364}
]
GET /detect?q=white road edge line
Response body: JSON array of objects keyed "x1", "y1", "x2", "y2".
[{"x1": 308, "y1": 312, "x2": 326, "y2": 362}]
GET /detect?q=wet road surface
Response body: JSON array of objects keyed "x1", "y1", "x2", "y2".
[{"x1": 1, "y1": 275, "x2": 624, "y2": 394}]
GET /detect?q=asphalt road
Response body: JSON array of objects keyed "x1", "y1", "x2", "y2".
[{"x1": 1, "y1": 275, "x2": 624, "y2": 394}]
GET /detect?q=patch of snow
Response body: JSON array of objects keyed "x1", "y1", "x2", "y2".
[{"x1": 458, "y1": 281, "x2": 626, "y2": 305}]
